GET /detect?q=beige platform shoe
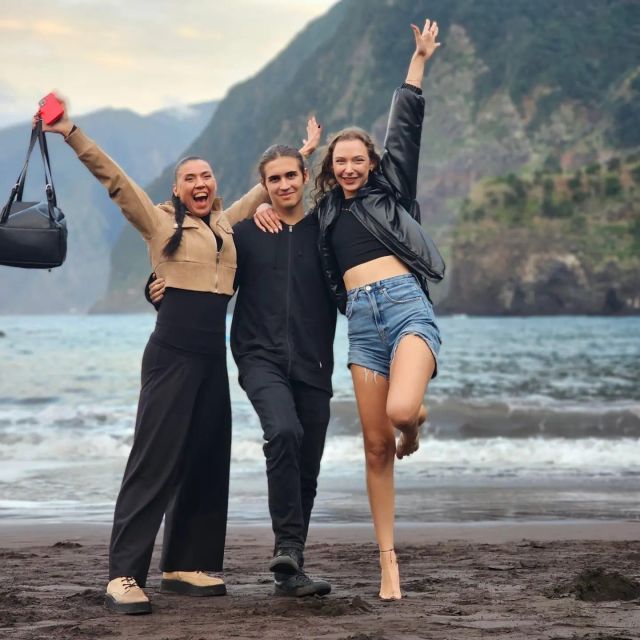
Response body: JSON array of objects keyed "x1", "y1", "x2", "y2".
[
  {"x1": 104, "y1": 577, "x2": 151, "y2": 614},
  {"x1": 160, "y1": 571, "x2": 227, "y2": 596}
]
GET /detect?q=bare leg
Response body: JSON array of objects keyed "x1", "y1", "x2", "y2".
[
  {"x1": 350, "y1": 365, "x2": 401, "y2": 600},
  {"x1": 387, "y1": 335, "x2": 435, "y2": 459}
]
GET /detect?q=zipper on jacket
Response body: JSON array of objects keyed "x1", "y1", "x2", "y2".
[
  {"x1": 212, "y1": 221, "x2": 223, "y2": 294},
  {"x1": 286, "y1": 224, "x2": 293, "y2": 376},
  {"x1": 203, "y1": 216, "x2": 221, "y2": 293},
  {"x1": 214, "y1": 251, "x2": 220, "y2": 293}
]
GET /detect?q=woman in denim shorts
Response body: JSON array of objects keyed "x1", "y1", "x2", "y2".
[{"x1": 315, "y1": 20, "x2": 443, "y2": 601}]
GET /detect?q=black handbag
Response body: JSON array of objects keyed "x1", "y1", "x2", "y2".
[{"x1": 0, "y1": 121, "x2": 67, "y2": 269}]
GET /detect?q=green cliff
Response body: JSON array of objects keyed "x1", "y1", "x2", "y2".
[{"x1": 98, "y1": 0, "x2": 640, "y2": 313}]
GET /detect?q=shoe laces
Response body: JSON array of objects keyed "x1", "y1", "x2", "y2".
[
  {"x1": 278, "y1": 570, "x2": 312, "y2": 587},
  {"x1": 121, "y1": 577, "x2": 139, "y2": 592}
]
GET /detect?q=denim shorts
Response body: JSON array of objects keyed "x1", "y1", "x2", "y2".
[{"x1": 345, "y1": 273, "x2": 441, "y2": 379}]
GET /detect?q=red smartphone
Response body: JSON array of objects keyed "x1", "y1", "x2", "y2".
[{"x1": 38, "y1": 93, "x2": 64, "y2": 125}]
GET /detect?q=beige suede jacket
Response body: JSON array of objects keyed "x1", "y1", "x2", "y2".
[{"x1": 65, "y1": 128, "x2": 268, "y2": 295}]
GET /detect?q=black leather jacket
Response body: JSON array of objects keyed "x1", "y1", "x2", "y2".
[{"x1": 316, "y1": 85, "x2": 445, "y2": 314}]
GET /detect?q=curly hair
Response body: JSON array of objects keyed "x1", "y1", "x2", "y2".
[{"x1": 313, "y1": 128, "x2": 381, "y2": 205}]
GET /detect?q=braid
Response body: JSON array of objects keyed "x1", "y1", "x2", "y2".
[{"x1": 163, "y1": 194, "x2": 187, "y2": 257}]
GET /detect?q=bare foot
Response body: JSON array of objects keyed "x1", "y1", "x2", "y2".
[
  {"x1": 396, "y1": 404, "x2": 427, "y2": 460},
  {"x1": 379, "y1": 549, "x2": 401, "y2": 601}
]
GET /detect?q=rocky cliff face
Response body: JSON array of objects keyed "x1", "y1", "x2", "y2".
[
  {"x1": 442, "y1": 151, "x2": 640, "y2": 314},
  {"x1": 442, "y1": 232, "x2": 640, "y2": 315},
  {"x1": 97, "y1": 0, "x2": 640, "y2": 314}
]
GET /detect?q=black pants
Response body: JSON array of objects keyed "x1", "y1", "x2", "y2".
[
  {"x1": 239, "y1": 358, "x2": 330, "y2": 553},
  {"x1": 109, "y1": 338, "x2": 231, "y2": 587}
]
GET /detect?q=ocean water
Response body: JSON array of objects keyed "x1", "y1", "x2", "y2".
[{"x1": 0, "y1": 314, "x2": 638, "y2": 524}]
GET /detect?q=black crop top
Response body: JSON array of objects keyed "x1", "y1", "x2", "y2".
[{"x1": 330, "y1": 199, "x2": 393, "y2": 275}]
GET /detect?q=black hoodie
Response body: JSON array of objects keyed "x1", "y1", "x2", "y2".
[{"x1": 231, "y1": 212, "x2": 337, "y2": 395}]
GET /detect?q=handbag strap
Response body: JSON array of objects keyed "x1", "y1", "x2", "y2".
[
  {"x1": 1, "y1": 125, "x2": 40, "y2": 223},
  {"x1": 16, "y1": 122, "x2": 41, "y2": 202},
  {"x1": 1, "y1": 121, "x2": 58, "y2": 224},
  {"x1": 37, "y1": 124, "x2": 58, "y2": 209}
]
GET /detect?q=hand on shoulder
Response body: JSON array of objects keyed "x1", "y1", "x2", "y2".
[{"x1": 254, "y1": 203, "x2": 283, "y2": 233}]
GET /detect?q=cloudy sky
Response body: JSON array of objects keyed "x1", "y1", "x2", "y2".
[{"x1": 0, "y1": 0, "x2": 339, "y2": 128}]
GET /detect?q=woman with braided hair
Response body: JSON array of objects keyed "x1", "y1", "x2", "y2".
[{"x1": 38, "y1": 98, "x2": 320, "y2": 614}]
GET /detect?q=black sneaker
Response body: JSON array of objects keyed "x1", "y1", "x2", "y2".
[
  {"x1": 274, "y1": 571, "x2": 331, "y2": 597},
  {"x1": 269, "y1": 548, "x2": 303, "y2": 575}
]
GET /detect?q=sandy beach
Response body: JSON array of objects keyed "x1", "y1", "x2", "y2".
[{"x1": 1, "y1": 521, "x2": 639, "y2": 640}]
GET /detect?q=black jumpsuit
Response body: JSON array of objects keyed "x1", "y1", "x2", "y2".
[{"x1": 110, "y1": 280, "x2": 232, "y2": 584}]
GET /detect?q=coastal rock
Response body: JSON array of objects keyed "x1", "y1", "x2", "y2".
[{"x1": 441, "y1": 232, "x2": 640, "y2": 315}]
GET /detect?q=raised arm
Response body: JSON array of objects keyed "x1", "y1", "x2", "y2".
[
  {"x1": 379, "y1": 19, "x2": 440, "y2": 214},
  {"x1": 38, "y1": 95, "x2": 158, "y2": 240},
  {"x1": 406, "y1": 19, "x2": 440, "y2": 90}
]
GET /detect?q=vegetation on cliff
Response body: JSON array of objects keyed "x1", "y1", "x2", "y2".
[
  {"x1": 445, "y1": 153, "x2": 640, "y2": 314},
  {"x1": 458, "y1": 153, "x2": 640, "y2": 266}
]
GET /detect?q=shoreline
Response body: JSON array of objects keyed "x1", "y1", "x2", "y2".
[{"x1": 1, "y1": 519, "x2": 639, "y2": 548}]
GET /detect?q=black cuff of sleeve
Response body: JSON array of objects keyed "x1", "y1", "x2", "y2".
[
  {"x1": 401, "y1": 83, "x2": 422, "y2": 95},
  {"x1": 63, "y1": 124, "x2": 78, "y2": 141}
]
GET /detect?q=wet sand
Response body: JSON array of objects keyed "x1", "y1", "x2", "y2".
[{"x1": 1, "y1": 522, "x2": 639, "y2": 639}]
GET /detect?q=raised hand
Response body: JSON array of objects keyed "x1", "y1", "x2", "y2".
[
  {"x1": 411, "y1": 18, "x2": 440, "y2": 60},
  {"x1": 299, "y1": 116, "x2": 322, "y2": 158},
  {"x1": 33, "y1": 92, "x2": 74, "y2": 137}
]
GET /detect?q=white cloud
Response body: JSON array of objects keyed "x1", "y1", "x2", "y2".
[
  {"x1": 0, "y1": 18, "x2": 23, "y2": 31},
  {"x1": 33, "y1": 20, "x2": 74, "y2": 36},
  {"x1": 0, "y1": 0, "x2": 340, "y2": 128}
]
